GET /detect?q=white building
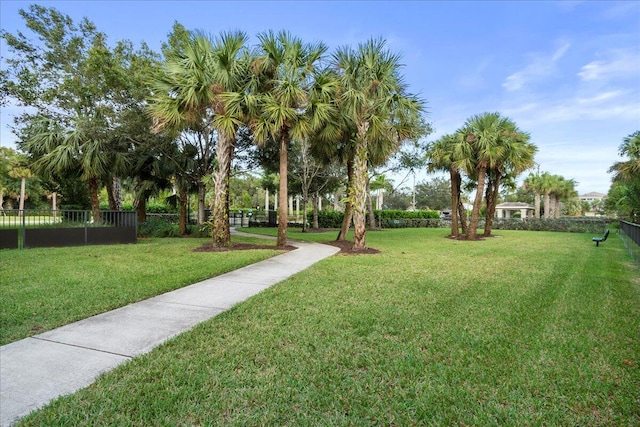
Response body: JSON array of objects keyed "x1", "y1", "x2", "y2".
[
  {"x1": 579, "y1": 192, "x2": 606, "y2": 203},
  {"x1": 495, "y1": 202, "x2": 534, "y2": 219}
]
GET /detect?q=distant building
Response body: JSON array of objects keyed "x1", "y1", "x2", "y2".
[
  {"x1": 495, "y1": 202, "x2": 534, "y2": 219},
  {"x1": 579, "y1": 192, "x2": 606, "y2": 216},
  {"x1": 579, "y1": 192, "x2": 606, "y2": 203}
]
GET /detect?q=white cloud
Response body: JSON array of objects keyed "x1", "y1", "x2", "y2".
[
  {"x1": 578, "y1": 48, "x2": 640, "y2": 81},
  {"x1": 576, "y1": 90, "x2": 625, "y2": 105},
  {"x1": 502, "y1": 41, "x2": 571, "y2": 92}
]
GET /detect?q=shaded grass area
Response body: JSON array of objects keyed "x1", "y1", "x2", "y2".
[
  {"x1": 0, "y1": 236, "x2": 284, "y2": 345},
  {"x1": 17, "y1": 229, "x2": 640, "y2": 426}
]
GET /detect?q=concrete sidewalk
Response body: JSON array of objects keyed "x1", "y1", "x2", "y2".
[{"x1": 0, "y1": 234, "x2": 339, "y2": 426}]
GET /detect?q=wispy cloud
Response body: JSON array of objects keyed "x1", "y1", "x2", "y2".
[
  {"x1": 578, "y1": 48, "x2": 640, "y2": 81},
  {"x1": 502, "y1": 41, "x2": 571, "y2": 92},
  {"x1": 504, "y1": 95, "x2": 638, "y2": 124}
]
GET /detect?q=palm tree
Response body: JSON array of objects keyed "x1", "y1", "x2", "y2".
[
  {"x1": 426, "y1": 134, "x2": 465, "y2": 237},
  {"x1": 609, "y1": 130, "x2": 640, "y2": 183},
  {"x1": 540, "y1": 172, "x2": 558, "y2": 219},
  {"x1": 22, "y1": 115, "x2": 118, "y2": 221},
  {"x1": 332, "y1": 38, "x2": 425, "y2": 250},
  {"x1": 149, "y1": 31, "x2": 250, "y2": 247},
  {"x1": 552, "y1": 176, "x2": 577, "y2": 218},
  {"x1": 483, "y1": 127, "x2": 535, "y2": 237},
  {"x1": 307, "y1": 100, "x2": 356, "y2": 241},
  {"x1": 524, "y1": 172, "x2": 544, "y2": 219},
  {"x1": 458, "y1": 112, "x2": 517, "y2": 240},
  {"x1": 249, "y1": 30, "x2": 334, "y2": 248}
]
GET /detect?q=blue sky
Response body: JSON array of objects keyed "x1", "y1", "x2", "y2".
[{"x1": 1, "y1": 1, "x2": 639, "y2": 194}]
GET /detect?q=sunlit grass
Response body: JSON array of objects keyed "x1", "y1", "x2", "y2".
[
  {"x1": 15, "y1": 229, "x2": 640, "y2": 426},
  {"x1": 0, "y1": 236, "x2": 284, "y2": 345}
]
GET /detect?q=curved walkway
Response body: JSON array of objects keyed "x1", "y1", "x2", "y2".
[{"x1": 0, "y1": 232, "x2": 340, "y2": 426}]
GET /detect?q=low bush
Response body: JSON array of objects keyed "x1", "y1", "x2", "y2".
[
  {"x1": 309, "y1": 210, "x2": 345, "y2": 228},
  {"x1": 492, "y1": 217, "x2": 615, "y2": 233},
  {"x1": 310, "y1": 209, "x2": 441, "y2": 228},
  {"x1": 138, "y1": 217, "x2": 210, "y2": 238}
]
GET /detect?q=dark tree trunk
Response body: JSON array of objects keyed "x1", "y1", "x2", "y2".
[
  {"x1": 106, "y1": 177, "x2": 117, "y2": 211},
  {"x1": 312, "y1": 193, "x2": 320, "y2": 229},
  {"x1": 137, "y1": 196, "x2": 147, "y2": 224},
  {"x1": 178, "y1": 185, "x2": 188, "y2": 235}
]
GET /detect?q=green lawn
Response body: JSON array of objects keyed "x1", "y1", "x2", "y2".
[
  {"x1": 13, "y1": 228, "x2": 640, "y2": 426},
  {"x1": 0, "y1": 236, "x2": 284, "y2": 345}
]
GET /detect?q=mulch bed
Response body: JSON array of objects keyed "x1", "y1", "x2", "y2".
[{"x1": 324, "y1": 240, "x2": 381, "y2": 255}]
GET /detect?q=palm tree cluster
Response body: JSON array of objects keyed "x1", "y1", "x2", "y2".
[
  {"x1": 523, "y1": 172, "x2": 577, "y2": 219},
  {"x1": 426, "y1": 112, "x2": 537, "y2": 239},
  {"x1": 2, "y1": 6, "x2": 427, "y2": 251},
  {"x1": 148, "y1": 31, "x2": 426, "y2": 250}
]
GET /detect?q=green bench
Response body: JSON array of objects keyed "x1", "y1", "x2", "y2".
[{"x1": 592, "y1": 229, "x2": 609, "y2": 246}]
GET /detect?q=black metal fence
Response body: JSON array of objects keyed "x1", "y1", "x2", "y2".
[
  {"x1": 619, "y1": 220, "x2": 639, "y2": 266},
  {"x1": 0, "y1": 210, "x2": 137, "y2": 250}
]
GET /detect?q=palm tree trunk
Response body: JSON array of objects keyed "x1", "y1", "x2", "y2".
[
  {"x1": 543, "y1": 192, "x2": 551, "y2": 219},
  {"x1": 549, "y1": 195, "x2": 556, "y2": 218},
  {"x1": 483, "y1": 175, "x2": 501, "y2": 237},
  {"x1": 112, "y1": 177, "x2": 122, "y2": 211},
  {"x1": 106, "y1": 177, "x2": 122, "y2": 211},
  {"x1": 337, "y1": 159, "x2": 354, "y2": 241},
  {"x1": 352, "y1": 125, "x2": 369, "y2": 250},
  {"x1": 534, "y1": 192, "x2": 541, "y2": 219},
  {"x1": 137, "y1": 195, "x2": 147, "y2": 224},
  {"x1": 466, "y1": 166, "x2": 486, "y2": 240},
  {"x1": 555, "y1": 196, "x2": 562, "y2": 218},
  {"x1": 212, "y1": 134, "x2": 234, "y2": 247},
  {"x1": 88, "y1": 176, "x2": 101, "y2": 222},
  {"x1": 450, "y1": 168, "x2": 460, "y2": 238},
  {"x1": 458, "y1": 198, "x2": 468, "y2": 235},
  {"x1": 277, "y1": 127, "x2": 290, "y2": 248}
]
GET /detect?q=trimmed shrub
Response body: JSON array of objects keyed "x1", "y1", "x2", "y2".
[
  {"x1": 492, "y1": 217, "x2": 614, "y2": 233},
  {"x1": 309, "y1": 210, "x2": 345, "y2": 228},
  {"x1": 138, "y1": 216, "x2": 210, "y2": 238},
  {"x1": 309, "y1": 209, "x2": 441, "y2": 229}
]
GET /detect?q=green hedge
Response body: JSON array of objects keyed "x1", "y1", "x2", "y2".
[
  {"x1": 492, "y1": 218, "x2": 615, "y2": 233},
  {"x1": 376, "y1": 209, "x2": 440, "y2": 220},
  {"x1": 309, "y1": 209, "x2": 441, "y2": 229},
  {"x1": 302, "y1": 210, "x2": 616, "y2": 232}
]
